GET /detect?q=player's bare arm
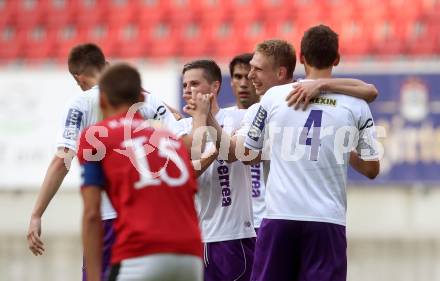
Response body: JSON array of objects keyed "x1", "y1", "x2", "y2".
[
  {"x1": 349, "y1": 151, "x2": 380, "y2": 179},
  {"x1": 81, "y1": 186, "x2": 103, "y2": 281},
  {"x1": 286, "y1": 78, "x2": 379, "y2": 109},
  {"x1": 183, "y1": 92, "x2": 211, "y2": 160},
  {"x1": 192, "y1": 147, "x2": 219, "y2": 177},
  {"x1": 163, "y1": 102, "x2": 184, "y2": 120},
  {"x1": 27, "y1": 147, "x2": 74, "y2": 256}
]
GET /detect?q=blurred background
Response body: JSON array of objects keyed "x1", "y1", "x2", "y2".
[{"x1": 0, "y1": 0, "x2": 440, "y2": 280}]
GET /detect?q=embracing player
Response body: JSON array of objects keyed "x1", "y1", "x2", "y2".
[
  {"x1": 178, "y1": 60, "x2": 256, "y2": 281},
  {"x1": 246, "y1": 25, "x2": 380, "y2": 281}
]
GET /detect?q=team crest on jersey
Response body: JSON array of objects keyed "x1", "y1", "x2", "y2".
[
  {"x1": 248, "y1": 106, "x2": 267, "y2": 141},
  {"x1": 153, "y1": 105, "x2": 167, "y2": 120},
  {"x1": 63, "y1": 109, "x2": 83, "y2": 140}
]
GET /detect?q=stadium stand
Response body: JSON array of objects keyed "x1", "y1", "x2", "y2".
[{"x1": 1, "y1": 0, "x2": 439, "y2": 63}]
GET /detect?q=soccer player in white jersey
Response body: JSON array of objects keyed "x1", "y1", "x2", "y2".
[
  {"x1": 246, "y1": 25, "x2": 380, "y2": 281},
  {"x1": 228, "y1": 53, "x2": 266, "y2": 233},
  {"x1": 26, "y1": 43, "x2": 187, "y2": 281},
  {"x1": 178, "y1": 60, "x2": 256, "y2": 281},
  {"x1": 232, "y1": 40, "x2": 378, "y2": 165}
]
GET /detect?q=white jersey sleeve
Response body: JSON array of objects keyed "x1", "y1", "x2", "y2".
[
  {"x1": 55, "y1": 96, "x2": 87, "y2": 152},
  {"x1": 235, "y1": 103, "x2": 260, "y2": 137},
  {"x1": 356, "y1": 101, "x2": 380, "y2": 160},
  {"x1": 244, "y1": 95, "x2": 274, "y2": 151},
  {"x1": 140, "y1": 93, "x2": 186, "y2": 137}
]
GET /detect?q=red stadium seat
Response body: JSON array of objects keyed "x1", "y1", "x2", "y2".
[
  {"x1": 16, "y1": 0, "x2": 48, "y2": 28},
  {"x1": 179, "y1": 21, "x2": 213, "y2": 58},
  {"x1": 46, "y1": 0, "x2": 78, "y2": 26},
  {"x1": 167, "y1": 0, "x2": 199, "y2": 23},
  {"x1": 138, "y1": 0, "x2": 169, "y2": 26},
  {"x1": 405, "y1": 20, "x2": 439, "y2": 55},
  {"x1": 388, "y1": 0, "x2": 422, "y2": 22},
  {"x1": 112, "y1": 23, "x2": 149, "y2": 58},
  {"x1": 196, "y1": 0, "x2": 233, "y2": 24},
  {"x1": 0, "y1": 25, "x2": 24, "y2": 60},
  {"x1": 326, "y1": 0, "x2": 357, "y2": 23},
  {"x1": 292, "y1": 0, "x2": 326, "y2": 27},
  {"x1": 52, "y1": 24, "x2": 86, "y2": 62},
  {"x1": 235, "y1": 19, "x2": 270, "y2": 53},
  {"x1": 266, "y1": 18, "x2": 302, "y2": 50},
  {"x1": 82, "y1": 23, "x2": 117, "y2": 57},
  {"x1": 144, "y1": 21, "x2": 180, "y2": 58},
  {"x1": 356, "y1": 0, "x2": 389, "y2": 23},
  {"x1": 337, "y1": 19, "x2": 372, "y2": 56},
  {"x1": 22, "y1": 25, "x2": 55, "y2": 60},
  {"x1": 76, "y1": 0, "x2": 108, "y2": 28},
  {"x1": 260, "y1": 0, "x2": 295, "y2": 19},
  {"x1": 209, "y1": 20, "x2": 243, "y2": 58},
  {"x1": 0, "y1": 0, "x2": 18, "y2": 26},
  {"x1": 369, "y1": 19, "x2": 405, "y2": 55},
  {"x1": 107, "y1": 0, "x2": 139, "y2": 27},
  {"x1": 229, "y1": 0, "x2": 262, "y2": 23}
]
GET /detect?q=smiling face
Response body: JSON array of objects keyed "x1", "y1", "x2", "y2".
[
  {"x1": 182, "y1": 68, "x2": 216, "y2": 105},
  {"x1": 248, "y1": 51, "x2": 282, "y2": 96},
  {"x1": 230, "y1": 63, "x2": 258, "y2": 109}
]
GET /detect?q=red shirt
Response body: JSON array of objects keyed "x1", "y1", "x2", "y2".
[{"x1": 78, "y1": 113, "x2": 202, "y2": 263}]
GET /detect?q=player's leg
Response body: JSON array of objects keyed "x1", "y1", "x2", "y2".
[
  {"x1": 108, "y1": 254, "x2": 203, "y2": 281},
  {"x1": 250, "y1": 219, "x2": 301, "y2": 281},
  {"x1": 204, "y1": 238, "x2": 255, "y2": 281},
  {"x1": 298, "y1": 221, "x2": 347, "y2": 281}
]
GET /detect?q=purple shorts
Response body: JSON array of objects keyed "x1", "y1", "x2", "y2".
[
  {"x1": 82, "y1": 218, "x2": 116, "y2": 281},
  {"x1": 204, "y1": 238, "x2": 255, "y2": 281},
  {"x1": 251, "y1": 219, "x2": 347, "y2": 281}
]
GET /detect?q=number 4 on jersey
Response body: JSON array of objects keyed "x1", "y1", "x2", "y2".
[{"x1": 299, "y1": 110, "x2": 323, "y2": 161}]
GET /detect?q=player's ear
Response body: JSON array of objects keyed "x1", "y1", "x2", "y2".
[
  {"x1": 333, "y1": 54, "x2": 340, "y2": 67},
  {"x1": 278, "y1": 66, "x2": 288, "y2": 80},
  {"x1": 300, "y1": 54, "x2": 305, "y2": 65},
  {"x1": 212, "y1": 80, "x2": 221, "y2": 95}
]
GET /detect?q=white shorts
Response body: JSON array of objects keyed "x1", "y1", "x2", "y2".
[{"x1": 108, "y1": 254, "x2": 203, "y2": 281}]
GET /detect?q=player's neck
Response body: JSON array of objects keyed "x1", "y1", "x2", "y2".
[
  {"x1": 305, "y1": 68, "x2": 333, "y2": 80},
  {"x1": 103, "y1": 106, "x2": 131, "y2": 119},
  {"x1": 210, "y1": 95, "x2": 220, "y2": 116}
]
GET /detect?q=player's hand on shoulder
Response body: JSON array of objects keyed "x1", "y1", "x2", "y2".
[
  {"x1": 27, "y1": 216, "x2": 45, "y2": 256},
  {"x1": 286, "y1": 80, "x2": 323, "y2": 110}
]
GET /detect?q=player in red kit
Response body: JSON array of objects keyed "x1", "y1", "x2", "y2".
[{"x1": 78, "y1": 63, "x2": 204, "y2": 281}]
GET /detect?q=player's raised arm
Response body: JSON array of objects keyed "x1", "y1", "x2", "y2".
[{"x1": 286, "y1": 78, "x2": 378, "y2": 109}]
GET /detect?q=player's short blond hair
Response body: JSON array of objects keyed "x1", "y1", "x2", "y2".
[{"x1": 255, "y1": 39, "x2": 296, "y2": 79}]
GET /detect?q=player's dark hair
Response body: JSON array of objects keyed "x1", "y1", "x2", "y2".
[
  {"x1": 182, "y1": 59, "x2": 222, "y2": 85},
  {"x1": 255, "y1": 39, "x2": 296, "y2": 80},
  {"x1": 99, "y1": 63, "x2": 142, "y2": 107},
  {"x1": 301, "y1": 24, "x2": 339, "y2": 69},
  {"x1": 68, "y1": 43, "x2": 106, "y2": 76},
  {"x1": 229, "y1": 53, "x2": 253, "y2": 77}
]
